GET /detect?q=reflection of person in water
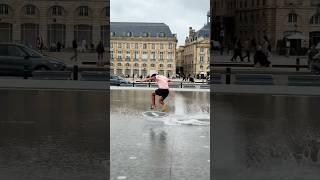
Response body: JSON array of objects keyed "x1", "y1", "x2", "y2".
[{"x1": 141, "y1": 74, "x2": 170, "y2": 112}]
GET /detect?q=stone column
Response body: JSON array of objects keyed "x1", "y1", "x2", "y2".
[
  {"x1": 92, "y1": 24, "x2": 100, "y2": 47},
  {"x1": 66, "y1": 24, "x2": 74, "y2": 49},
  {"x1": 12, "y1": 23, "x2": 21, "y2": 43}
]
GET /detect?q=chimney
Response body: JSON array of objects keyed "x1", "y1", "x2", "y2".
[{"x1": 189, "y1": 27, "x2": 193, "y2": 37}]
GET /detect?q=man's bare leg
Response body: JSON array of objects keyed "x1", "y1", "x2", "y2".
[
  {"x1": 151, "y1": 92, "x2": 156, "y2": 109},
  {"x1": 159, "y1": 97, "x2": 168, "y2": 112}
]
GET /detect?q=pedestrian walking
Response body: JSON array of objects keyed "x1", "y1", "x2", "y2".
[
  {"x1": 57, "y1": 41, "x2": 62, "y2": 52},
  {"x1": 70, "y1": 39, "x2": 78, "y2": 61},
  {"x1": 308, "y1": 45, "x2": 319, "y2": 69},
  {"x1": 231, "y1": 39, "x2": 243, "y2": 62},
  {"x1": 96, "y1": 40, "x2": 105, "y2": 67}
]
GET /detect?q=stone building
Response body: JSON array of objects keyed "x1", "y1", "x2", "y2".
[
  {"x1": 0, "y1": 0, "x2": 109, "y2": 49},
  {"x1": 110, "y1": 22, "x2": 177, "y2": 78},
  {"x1": 176, "y1": 14, "x2": 210, "y2": 77},
  {"x1": 212, "y1": 0, "x2": 320, "y2": 53}
]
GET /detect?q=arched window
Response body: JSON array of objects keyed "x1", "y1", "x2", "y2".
[
  {"x1": 134, "y1": 63, "x2": 139, "y2": 67},
  {"x1": 151, "y1": 64, "x2": 155, "y2": 67},
  {"x1": 310, "y1": 14, "x2": 320, "y2": 24},
  {"x1": 167, "y1": 64, "x2": 172, "y2": 68},
  {"x1": 79, "y1": 6, "x2": 89, "y2": 16},
  {"x1": 117, "y1": 63, "x2": 122, "y2": 66},
  {"x1": 126, "y1": 63, "x2": 130, "y2": 67},
  {"x1": 25, "y1": 5, "x2": 36, "y2": 15},
  {"x1": 288, "y1": 13, "x2": 298, "y2": 23},
  {"x1": 50, "y1": 6, "x2": 63, "y2": 16},
  {"x1": 143, "y1": 63, "x2": 147, "y2": 67},
  {"x1": 0, "y1": 4, "x2": 9, "y2": 15},
  {"x1": 159, "y1": 64, "x2": 164, "y2": 68}
]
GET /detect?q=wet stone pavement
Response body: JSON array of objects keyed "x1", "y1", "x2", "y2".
[
  {"x1": 111, "y1": 90, "x2": 210, "y2": 180},
  {"x1": 213, "y1": 94, "x2": 320, "y2": 180},
  {"x1": 0, "y1": 90, "x2": 109, "y2": 180}
]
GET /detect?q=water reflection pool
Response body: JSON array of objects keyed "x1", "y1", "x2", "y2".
[
  {"x1": 213, "y1": 94, "x2": 320, "y2": 180},
  {"x1": 111, "y1": 89, "x2": 210, "y2": 180}
]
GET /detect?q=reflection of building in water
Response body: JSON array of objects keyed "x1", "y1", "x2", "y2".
[
  {"x1": 176, "y1": 12, "x2": 210, "y2": 77},
  {"x1": 212, "y1": 0, "x2": 320, "y2": 52},
  {"x1": 0, "y1": 0, "x2": 109, "y2": 49},
  {"x1": 110, "y1": 22, "x2": 177, "y2": 78}
]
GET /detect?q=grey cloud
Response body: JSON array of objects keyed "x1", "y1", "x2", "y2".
[{"x1": 111, "y1": 0, "x2": 209, "y2": 45}]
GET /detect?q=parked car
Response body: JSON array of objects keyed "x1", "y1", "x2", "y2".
[
  {"x1": 0, "y1": 42, "x2": 66, "y2": 76},
  {"x1": 110, "y1": 75, "x2": 131, "y2": 86}
]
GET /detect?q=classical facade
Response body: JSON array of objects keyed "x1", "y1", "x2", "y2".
[
  {"x1": 176, "y1": 14, "x2": 210, "y2": 77},
  {"x1": 0, "y1": 0, "x2": 109, "y2": 49},
  {"x1": 212, "y1": 0, "x2": 320, "y2": 52},
  {"x1": 110, "y1": 22, "x2": 177, "y2": 78}
]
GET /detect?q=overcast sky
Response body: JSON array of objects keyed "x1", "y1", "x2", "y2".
[{"x1": 111, "y1": 0, "x2": 209, "y2": 46}]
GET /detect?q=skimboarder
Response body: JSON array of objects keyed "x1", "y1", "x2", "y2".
[{"x1": 141, "y1": 74, "x2": 170, "y2": 112}]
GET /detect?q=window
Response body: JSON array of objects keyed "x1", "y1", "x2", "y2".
[
  {"x1": 160, "y1": 52, "x2": 164, "y2": 60},
  {"x1": 200, "y1": 48, "x2": 204, "y2": 53},
  {"x1": 142, "y1": 52, "x2": 147, "y2": 60},
  {"x1": 118, "y1": 43, "x2": 122, "y2": 48},
  {"x1": 142, "y1": 32, "x2": 148, "y2": 37},
  {"x1": 310, "y1": 14, "x2": 320, "y2": 24},
  {"x1": 79, "y1": 6, "x2": 89, "y2": 16},
  {"x1": 168, "y1": 52, "x2": 173, "y2": 60},
  {"x1": 51, "y1": 6, "x2": 62, "y2": 16},
  {"x1": 159, "y1": 64, "x2": 164, "y2": 68},
  {"x1": 142, "y1": 63, "x2": 147, "y2": 67},
  {"x1": 151, "y1": 52, "x2": 156, "y2": 60},
  {"x1": 143, "y1": 44, "x2": 147, "y2": 49},
  {"x1": 134, "y1": 63, "x2": 139, "y2": 67},
  {"x1": 134, "y1": 51, "x2": 139, "y2": 60},
  {"x1": 126, "y1": 63, "x2": 130, "y2": 67},
  {"x1": 151, "y1": 64, "x2": 155, "y2": 67},
  {"x1": 117, "y1": 63, "x2": 122, "y2": 66},
  {"x1": 160, "y1": 44, "x2": 164, "y2": 49},
  {"x1": 126, "y1": 43, "x2": 130, "y2": 49},
  {"x1": 126, "y1": 51, "x2": 130, "y2": 60},
  {"x1": 25, "y1": 5, "x2": 36, "y2": 15},
  {"x1": 169, "y1": 43, "x2": 173, "y2": 49},
  {"x1": 288, "y1": 13, "x2": 297, "y2": 23},
  {"x1": 152, "y1": 43, "x2": 155, "y2": 49},
  {"x1": 117, "y1": 51, "x2": 122, "y2": 59},
  {"x1": 167, "y1": 64, "x2": 172, "y2": 68},
  {"x1": 111, "y1": 51, "x2": 114, "y2": 59},
  {"x1": 135, "y1": 43, "x2": 138, "y2": 49},
  {"x1": 127, "y1": 32, "x2": 132, "y2": 37},
  {"x1": 200, "y1": 56, "x2": 204, "y2": 63},
  {"x1": 0, "y1": 4, "x2": 9, "y2": 15},
  {"x1": 159, "y1": 32, "x2": 165, "y2": 37},
  {"x1": 8, "y1": 46, "x2": 26, "y2": 57}
]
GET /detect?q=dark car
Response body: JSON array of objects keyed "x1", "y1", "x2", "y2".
[
  {"x1": 110, "y1": 75, "x2": 131, "y2": 86},
  {"x1": 0, "y1": 43, "x2": 66, "y2": 76}
]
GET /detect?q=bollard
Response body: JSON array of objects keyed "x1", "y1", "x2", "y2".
[
  {"x1": 23, "y1": 65, "x2": 29, "y2": 79},
  {"x1": 73, "y1": 65, "x2": 78, "y2": 80},
  {"x1": 181, "y1": 82, "x2": 183, "y2": 88},
  {"x1": 226, "y1": 67, "x2": 231, "y2": 84},
  {"x1": 149, "y1": 82, "x2": 151, "y2": 87},
  {"x1": 133, "y1": 82, "x2": 135, "y2": 87},
  {"x1": 296, "y1": 58, "x2": 300, "y2": 72}
]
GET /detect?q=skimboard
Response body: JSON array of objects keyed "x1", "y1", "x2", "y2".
[{"x1": 142, "y1": 111, "x2": 168, "y2": 118}]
